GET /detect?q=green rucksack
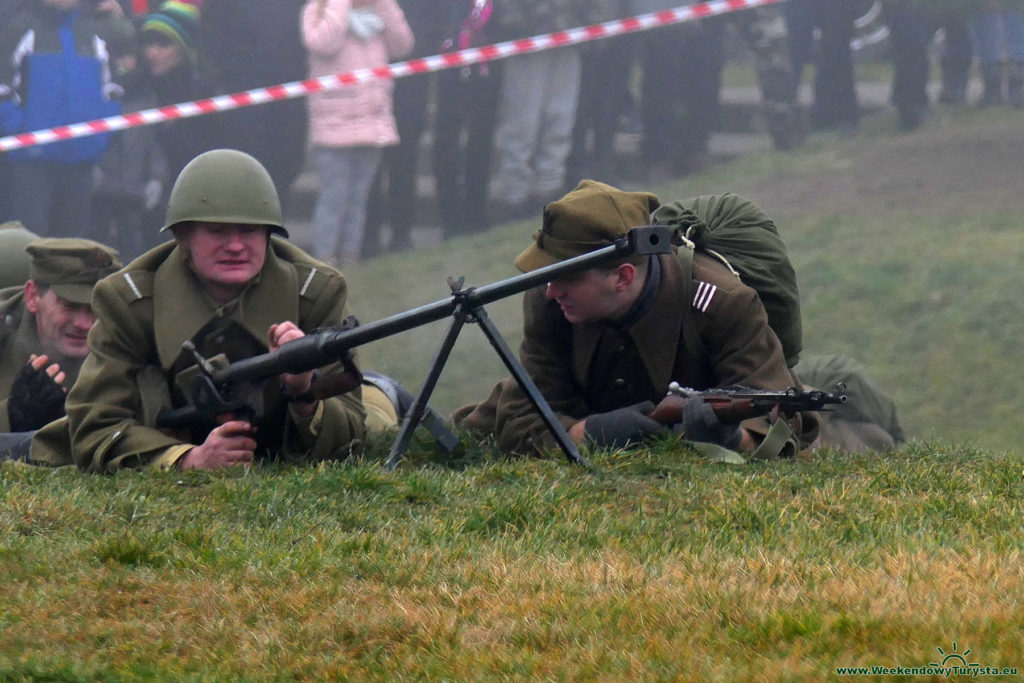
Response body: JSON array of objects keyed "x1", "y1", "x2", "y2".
[{"x1": 651, "y1": 193, "x2": 803, "y2": 367}]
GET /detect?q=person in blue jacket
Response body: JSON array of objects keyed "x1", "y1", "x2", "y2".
[{"x1": 0, "y1": 0, "x2": 133, "y2": 238}]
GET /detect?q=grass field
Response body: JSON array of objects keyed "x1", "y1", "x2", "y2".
[{"x1": 2, "y1": 105, "x2": 1023, "y2": 679}]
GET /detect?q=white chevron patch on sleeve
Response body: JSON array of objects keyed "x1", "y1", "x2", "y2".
[{"x1": 693, "y1": 281, "x2": 717, "y2": 312}]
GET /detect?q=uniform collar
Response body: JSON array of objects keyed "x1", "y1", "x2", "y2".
[
  {"x1": 570, "y1": 253, "x2": 683, "y2": 394},
  {"x1": 153, "y1": 244, "x2": 300, "y2": 369}
]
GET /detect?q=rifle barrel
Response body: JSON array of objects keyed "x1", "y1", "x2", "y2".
[{"x1": 214, "y1": 226, "x2": 674, "y2": 386}]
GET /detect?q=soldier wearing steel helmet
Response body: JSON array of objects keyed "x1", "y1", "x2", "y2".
[{"x1": 35, "y1": 148, "x2": 372, "y2": 472}]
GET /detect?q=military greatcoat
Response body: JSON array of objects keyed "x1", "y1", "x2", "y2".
[
  {"x1": 457, "y1": 250, "x2": 814, "y2": 456},
  {"x1": 58, "y1": 238, "x2": 366, "y2": 472}
]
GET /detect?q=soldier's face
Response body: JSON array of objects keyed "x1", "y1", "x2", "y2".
[
  {"x1": 545, "y1": 268, "x2": 627, "y2": 324},
  {"x1": 180, "y1": 223, "x2": 269, "y2": 302},
  {"x1": 25, "y1": 282, "x2": 95, "y2": 360}
]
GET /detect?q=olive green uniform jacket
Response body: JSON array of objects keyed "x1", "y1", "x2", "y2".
[
  {"x1": 0, "y1": 287, "x2": 83, "y2": 432},
  {"x1": 457, "y1": 251, "x2": 816, "y2": 456},
  {"x1": 41, "y1": 239, "x2": 366, "y2": 472}
]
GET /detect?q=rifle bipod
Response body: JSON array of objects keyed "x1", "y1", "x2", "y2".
[{"x1": 384, "y1": 276, "x2": 593, "y2": 471}]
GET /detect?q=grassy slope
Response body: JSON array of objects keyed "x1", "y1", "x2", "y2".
[
  {"x1": 345, "y1": 108, "x2": 1023, "y2": 452},
  {"x1": 2, "y1": 442, "x2": 1023, "y2": 679},
  {"x1": 1, "y1": 108, "x2": 1022, "y2": 680}
]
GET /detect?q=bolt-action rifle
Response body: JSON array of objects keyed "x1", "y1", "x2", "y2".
[
  {"x1": 648, "y1": 382, "x2": 848, "y2": 429},
  {"x1": 157, "y1": 226, "x2": 675, "y2": 470}
]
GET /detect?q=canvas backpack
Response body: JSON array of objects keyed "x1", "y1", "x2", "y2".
[{"x1": 651, "y1": 192, "x2": 803, "y2": 368}]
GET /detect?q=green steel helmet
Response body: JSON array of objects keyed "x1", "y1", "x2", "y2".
[
  {"x1": 0, "y1": 221, "x2": 41, "y2": 289},
  {"x1": 161, "y1": 148, "x2": 288, "y2": 237}
]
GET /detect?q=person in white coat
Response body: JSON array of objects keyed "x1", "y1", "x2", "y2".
[{"x1": 301, "y1": 0, "x2": 413, "y2": 264}]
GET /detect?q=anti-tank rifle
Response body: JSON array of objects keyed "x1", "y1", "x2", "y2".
[{"x1": 158, "y1": 225, "x2": 676, "y2": 470}]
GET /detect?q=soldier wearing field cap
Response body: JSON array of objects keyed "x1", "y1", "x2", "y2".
[
  {"x1": 455, "y1": 179, "x2": 817, "y2": 457},
  {"x1": 0, "y1": 237, "x2": 121, "y2": 433}
]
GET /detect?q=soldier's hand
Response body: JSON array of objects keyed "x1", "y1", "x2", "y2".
[
  {"x1": 268, "y1": 321, "x2": 317, "y2": 415},
  {"x1": 8, "y1": 355, "x2": 68, "y2": 431},
  {"x1": 178, "y1": 420, "x2": 257, "y2": 470},
  {"x1": 675, "y1": 397, "x2": 744, "y2": 450},
  {"x1": 582, "y1": 402, "x2": 668, "y2": 449}
]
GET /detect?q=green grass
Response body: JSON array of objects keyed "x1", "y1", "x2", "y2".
[{"x1": 2, "y1": 443, "x2": 1023, "y2": 679}]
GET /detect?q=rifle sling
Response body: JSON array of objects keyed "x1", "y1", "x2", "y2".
[{"x1": 750, "y1": 417, "x2": 794, "y2": 461}]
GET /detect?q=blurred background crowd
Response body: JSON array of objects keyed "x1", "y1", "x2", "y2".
[{"x1": 1, "y1": 0, "x2": 1022, "y2": 266}]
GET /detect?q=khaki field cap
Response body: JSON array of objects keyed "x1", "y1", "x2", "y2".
[
  {"x1": 514, "y1": 180, "x2": 660, "y2": 272},
  {"x1": 26, "y1": 238, "x2": 122, "y2": 305}
]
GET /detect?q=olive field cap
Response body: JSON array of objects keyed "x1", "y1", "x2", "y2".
[
  {"x1": 514, "y1": 180, "x2": 660, "y2": 273},
  {"x1": 0, "y1": 221, "x2": 41, "y2": 289},
  {"x1": 26, "y1": 238, "x2": 122, "y2": 305},
  {"x1": 161, "y1": 149, "x2": 289, "y2": 237}
]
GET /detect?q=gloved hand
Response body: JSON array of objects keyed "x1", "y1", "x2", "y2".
[
  {"x1": 584, "y1": 401, "x2": 667, "y2": 449},
  {"x1": 676, "y1": 397, "x2": 743, "y2": 450},
  {"x1": 8, "y1": 361, "x2": 67, "y2": 432}
]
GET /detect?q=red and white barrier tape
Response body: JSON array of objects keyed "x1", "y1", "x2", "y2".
[{"x1": 0, "y1": 0, "x2": 782, "y2": 153}]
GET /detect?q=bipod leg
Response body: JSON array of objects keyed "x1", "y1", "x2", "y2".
[
  {"x1": 385, "y1": 306, "x2": 468, "y2": 471},
  {"x1": 472, "y1": 305, "x2": 592, "y2": 469}
]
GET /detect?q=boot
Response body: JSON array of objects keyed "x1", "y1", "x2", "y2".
[
  {"x1": 977, "y1": 62, "x2": 1006, "y2": 107},
  {"x1": 1008, "y1": 62, "x2": 1024, "y2": 108}
]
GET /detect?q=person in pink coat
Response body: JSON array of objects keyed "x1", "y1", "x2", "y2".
[{"x1": 301, "y1": 0, "x2": 413, "y2": 264}]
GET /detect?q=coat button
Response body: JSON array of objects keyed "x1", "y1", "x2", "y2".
[{"x1": 613, "y1": 378, "x2": 627, "y2": 389}]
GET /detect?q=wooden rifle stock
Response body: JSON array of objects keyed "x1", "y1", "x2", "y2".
[{"x1": 647, "y1": 383, "x2": 848, "y2": 428}]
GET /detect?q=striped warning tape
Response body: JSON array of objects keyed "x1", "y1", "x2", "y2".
[{"x1": 0, "y1": 0, "x2": 783, "y2": 153}]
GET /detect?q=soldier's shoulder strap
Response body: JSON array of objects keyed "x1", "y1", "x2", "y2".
[{"x1": 110, "y1": 269, "x2": 155, "y2": 303}]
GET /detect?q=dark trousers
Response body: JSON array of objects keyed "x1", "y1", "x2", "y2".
[
  {"x1": 640, "y1": 21, "x2": 724, "y2": 164},
  {"x1": 11, "y1": 161, "x2": 94, "y2": 237},
  {"x1": 785, "y1": 0, "x2": 860, "y2": 129},
  {"x1": 432, "y1": 63, "x2": 502, "y2": 236},
  {"x1": 365, "y1": 70, "x2": 432, "y2": 255},
  {"x1": 883, "y1": 5, "x2": 973, "y2": 111},
  {"x1": 567, "y1": 36, "x2": 636, "y2": 183}
]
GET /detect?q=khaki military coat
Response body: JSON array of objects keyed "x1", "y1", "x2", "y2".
[
  {"x1": 457, "y1": 251, "x2": 815, "y2": 456},
  {"x1": 47, "y1": 238, "x2": 366, "y2": 472}
]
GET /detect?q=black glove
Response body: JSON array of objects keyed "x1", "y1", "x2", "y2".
[
  {"x1": 8, "y1": 362, "x2": 67, "y2": 432},
  {"x1": 584, "y1": 401, "x2": 667, "y2": 449},
  {"x1": 676, "y1": 397, "x2": 743, "y2": 450}
]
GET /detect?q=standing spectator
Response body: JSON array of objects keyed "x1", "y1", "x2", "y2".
[
  {"x1": 567, "y1": 2, "x2": 634, "y2": 185},
  {"x1": 301, "y1": 0, "x2": 414, "y2": 265},
  {"x1": 883, "y1": 1, "x2": 974, "y2": 130},
  {"x1": 0, "y1": 0, "x2": 25, "y2": 223},
  {"x1": 629, "y1": 0, "x2": 725, "y2": 184},
  {"x1": 490, "y1": 0, "x2": 602, "y2": 218},
  {"x1": 432, "y1": 0, "x2": 503, "y2": 238},
  {"x1": 363, "y1": 0, "x2": 442, "y2": 257},
  {"x1": 89, "y1": 33, "x2": 167, "y2": 260},
  {"x1": 785, "y1": 0, "x2": 861, "y2": 132},
  {"x1": 969, "y1": 0, "x2": 1024, "y2": 107},
  {"x1": 139, "y1": 0, "x2": 222, "y2": 183},
  {"x1": 0, "y1": 0, "x2": 134, "y2": 237},
  {"x1": 201, "y1": 0, "x2": 311, "y2": 208}
]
